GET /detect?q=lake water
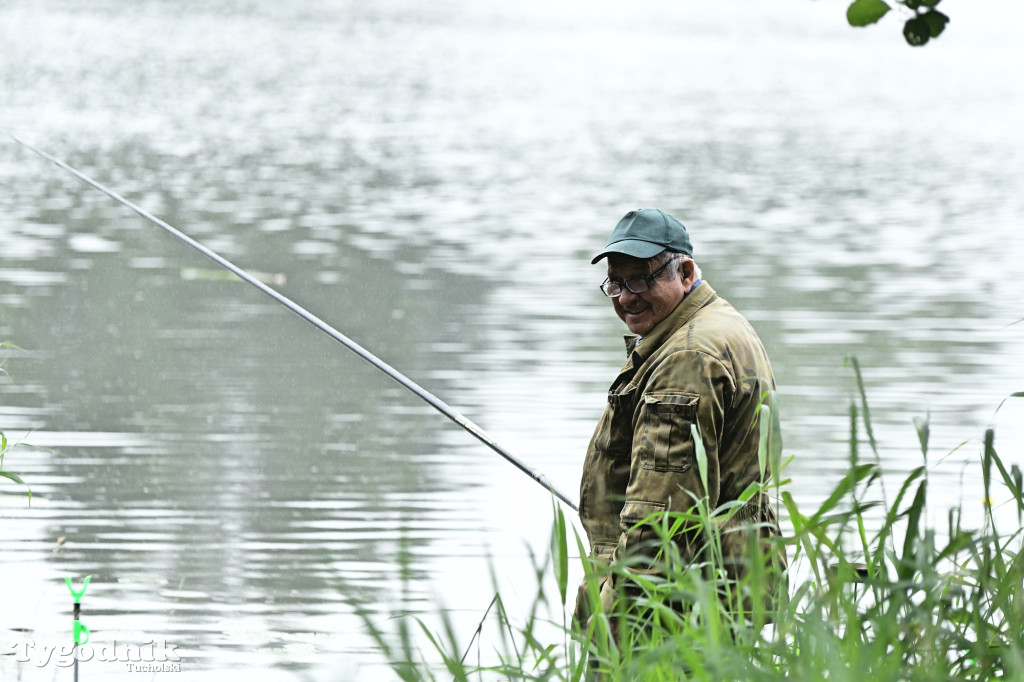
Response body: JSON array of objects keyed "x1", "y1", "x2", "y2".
[{"x1": 2, "y1": 0, "x2": 1023, "y2": 679}]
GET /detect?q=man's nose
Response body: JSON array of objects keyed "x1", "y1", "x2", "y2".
[{"x1": 618, "y1": 288, "x2": 639, "y2": 305}]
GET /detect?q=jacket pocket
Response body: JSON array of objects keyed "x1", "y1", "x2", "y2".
[
  {"x1": 620, "y1": 499, "x2": 667, "y2": 528},
  {"x1": 593, "y1": 385, "x2": 637, "y2": 459},
  {"x1": 640, "y1": 391, "x2": 699, "y2": 472},
  {"x1": 617, "y1": 499, "x2": 668, "y2": 572}
]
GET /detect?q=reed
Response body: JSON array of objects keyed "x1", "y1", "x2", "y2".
[
  {"x1": 0, "y1": 341, "x2": 32, "y2": 503},
  {"x1": 349, "y1": 361, "x2": 1024, "y2": 681}
]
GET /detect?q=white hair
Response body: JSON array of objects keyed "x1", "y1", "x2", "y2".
[{"x1": 658, "y1": 250, "x2": 701, "y2": 282}]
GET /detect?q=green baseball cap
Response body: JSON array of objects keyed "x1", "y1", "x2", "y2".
[{"x1": 591, "y1": 208, "x2": 693, "y2": 264}]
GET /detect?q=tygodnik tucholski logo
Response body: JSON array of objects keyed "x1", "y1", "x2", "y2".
[
  {"x1": 10, "y1": 638, "x2": 181, "y2": 671},
  {"x1": 7, "y1": 575, "x2": 182, "y2": 673}
]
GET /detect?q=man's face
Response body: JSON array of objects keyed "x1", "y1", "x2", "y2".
[{"x1": 607, "y1": 255, "x2": 688, "y2": 337}]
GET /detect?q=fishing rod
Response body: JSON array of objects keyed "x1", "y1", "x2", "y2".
[{"x1": 1, "y1": 127, "x2": 579, "y2": 512}]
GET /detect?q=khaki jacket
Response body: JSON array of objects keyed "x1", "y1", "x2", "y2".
[{"x1": 576, "y1": 282, "x2": 785, "y2": 621}]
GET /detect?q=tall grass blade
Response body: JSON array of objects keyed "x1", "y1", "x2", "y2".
[
  {"x1": 873, "y1": 465, "x2": 926, "y2": 566},
  {"x1": 552, "y1": 502, "x2": 570, "y2": 605},
  {"x1": 849, "y1": 402, "x2": 859, "y2": 467},
  {"x1": 757, "y1": 403, "x2": 769, "y2": 482},
  {"x1": 769, "y1": 391, "x2": 783, "y2": 494},
  {"x1": 692, "y1": 423, "x2": 709, "y2": 496},
  {"x1": 0, "y1": 470, "x2": 27, "y2": 485},
  {"x1": 983, "y1": 428, "x2": 995, "y2": 528},
  {"x1": 981, "y1": 432, "x2": 1024, "y2": 522},
  {"x1": 897, "y1": 479, "x2": 927, "y2": 582},
  {"x1": 847, "y1": 355, "x2": 878, "y2": 456},
  {"x1": 913, "y1": 413, "x2": 929, "y2": 461},
  {"x1": 807, "y1": 463, "x2": 876, "y2": 526},
  {"x1": 991, "y1": 390, "x2": 1024, "y2": 418},
  {"x1": 1013, "y1": 465, "x2": 1023, "y2": 524},
  {"x1": 0, "y1": 468, "x2": 32, "y2": 504},
  {"x1": 325, "y1": 364, "x2": 1024, "y2": 681}
]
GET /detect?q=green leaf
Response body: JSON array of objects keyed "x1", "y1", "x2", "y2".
[
  {"x1": 982, "y1": 429, "x2": 995, "y2": 523},
  {"x1": 808, "y1": 463, "x2": 877, "y2": 526},
  {"x1": 904, "y1": 16, "x2": 932, "y2": 45},
  {"x1": 847, "y1": 356, "x2": 878, "y2": 456},
  {"x1": 0, "y1": 470, "x2": 26, "y2": 485},
  {"x1": 913, "y1": 414, "x2": 929, "y2": 460},
  {"x1": 874, "y1": 466, "x2": 926, "y2": 567},
  {"x1": 691, "y1": 423, "x2": 709, "y2": 498},
  {"x1": 847, "y1": 0, "x2": 891, "y2": 27},
  {"x1": 991, "y1": 391, "x2": 1024, "y2": 420},
  {"x1": 898, "y1": 480, "x2": 928, "y2": 581},
  {"x1": 982, "y1": 435, "x2": 1024, "y2": 522},
  {"x1": 922, "y1": 9, "x2": 949, "y2": 38},
  {"x1": 757, "y1": 403, "x2": 769, "y2": 480},
  {"x1": 551, "y1": 503, "x2": 569, "y2": 604},
  {"x1": 768, "y1": 391, "x2": 783, "y2": 482}
]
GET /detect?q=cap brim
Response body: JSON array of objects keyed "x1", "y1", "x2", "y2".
[{"x1": 591, "y1": 239, "x2": 667, "y2": 264}]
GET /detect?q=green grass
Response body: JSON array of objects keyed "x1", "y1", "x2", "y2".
[
  {"x1": 347, "y1": 361, "x2": 1024, "y2": 681},
  {"x1": 4, "y1": 336, "x2": 1021, "y2": 677},
  {"x1": 0, "y1": 429, "x2": 33, "y2": 502},
  {"x1": 1, "y1": 341, "x2": 34, "y2": 502}
]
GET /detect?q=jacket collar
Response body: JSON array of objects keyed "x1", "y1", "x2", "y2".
[{"x1": 622, "y1": 282, "x2": 718, "y2": 364}]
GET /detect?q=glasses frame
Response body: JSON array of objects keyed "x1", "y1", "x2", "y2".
[{"x1": 599, "y1": 260, "x2": 672, "y2": 298}]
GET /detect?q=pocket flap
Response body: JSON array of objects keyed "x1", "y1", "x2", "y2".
[
  {"x1": 644, "y1": 391, "x2": 698, "y2": 416},
  {"x1": 640, "y1": 392, "x2": 700, "y2": 472},
  {"x1": 620, "y1": 499, "x2": 667, "y2": 527}
]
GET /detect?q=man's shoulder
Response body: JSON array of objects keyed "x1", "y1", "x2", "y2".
[
  {"x1": 670, "y1": 294, "x2": 756, "y2": 347},
  {"x1": 652, "y1": 297, "x2": 768, "y2": 380}
]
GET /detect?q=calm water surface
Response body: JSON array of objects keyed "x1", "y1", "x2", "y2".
[{"x1": 2, "y1": 0, "x2": 1023, "y2": 679}]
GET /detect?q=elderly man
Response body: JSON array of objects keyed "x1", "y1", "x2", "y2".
[{"x1": 575, "y1": 208, "x2": 786, "y2": 629}]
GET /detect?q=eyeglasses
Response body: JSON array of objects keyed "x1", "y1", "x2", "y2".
[{"x1": 599, "y1": 260, "x2": 671, "y2": 298}]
